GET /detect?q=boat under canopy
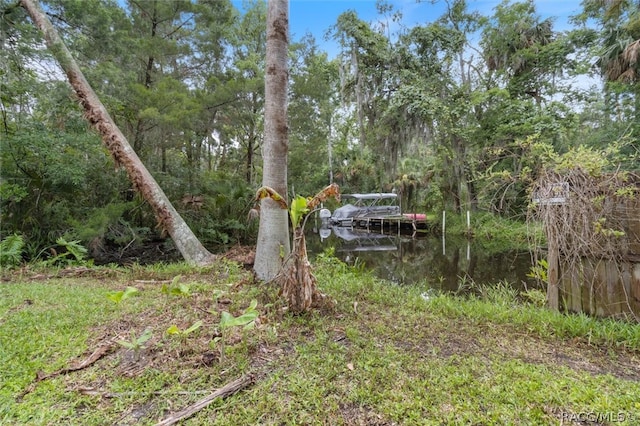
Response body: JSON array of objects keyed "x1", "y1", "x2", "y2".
[
  {"x1": 323, "y1": 192, "x2": 430, "y2": 232},
  {"x1": 330, "y1": 193, "x2": 401, "y2": 225}
]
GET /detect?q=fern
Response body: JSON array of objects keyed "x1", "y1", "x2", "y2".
[
  {"x1": 37, "y1": 237, "x2": 89, "y2": 266},
  {"x1": 56, "y1": 237, "x2": 87, "y2": 261},
  {"x1": 0, "y1": 234, "x2": 25, "y2": 267}
]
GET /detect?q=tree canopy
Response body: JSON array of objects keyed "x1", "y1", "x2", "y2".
[{"x1": 1, "y1": 0, "x2": 638, "y2": 262}]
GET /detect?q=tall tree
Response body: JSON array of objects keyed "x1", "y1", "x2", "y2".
[
  {"x1": 223, "y1": 0, "x2": 267, "y2": 184},
  {"x1": 19, "y1": 0, "x2": 214, "y2": 265},
  {"x1": 391, "y1": 0, "x2": 483, "y2": 212},
  {"x1": 332, "y1": 6, "x2": 407, "y2": 183},
  {"x1": 580, "y1": 0, "x2": 640, "y2": 128},
  {"x1": 253, "y1": 0, "x2": 290, "y2": 281},
  {"x1": 288, "y1": 36, "x2": 340, "y2": 194},
  {"x1": 481, "y1": 0, "x2": 558, "y2": 103}
]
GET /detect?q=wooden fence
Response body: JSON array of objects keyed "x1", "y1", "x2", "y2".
[{"x1": 537, "y1": 173, "x2": 640, "y2": 321}]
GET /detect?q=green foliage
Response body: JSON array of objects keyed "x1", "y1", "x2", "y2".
[
  {"x1": 72, "y1": 202, "x2": 140, "y2": 244},
  {"x1": 593, "y1": 217, "x2": 626, "y2": 237},
  {"x1": 521, "y1": 288, "x2": 548, "y2": 308},
  {"x1": 165, "y1": 321, "x2": 203, "y2": 338},
  {"x1": 477, "y1": 279, "x2": 519, "y2": 307},
  {"x1": 4, "y1": 0, "x2": 638, "y2": 268},
  {"x1": 220, "y1": 299, "x2": 259, "y2": 330},
  {"x1": 116, "y1": 328, "x2": 153, "y2": 354},
  {"x1": 0, "y1": 122, "x2": 132, "y2": 259},
  {"x1": 160, "y1": 275, "x2": 192, "y2": 297},
  {"x1": 0, "y1": 234, "x2": 25, "y2": 268},
  {"x1": 0, "y1": 183, "x2": 28, "y2": 204},
  {"x1": 444, "y1": 211, "x2": 536, "y2": 251},
  {"x1": 106, "y1": 286, "x2": 140, "y2": 303},
  {"x1": 552, "y1": 145, "x2": 613, "y2": 176},
  {"x1": 56, "y1": 237, "x2": 87, "y2": 262},
  {"x1": 26, "y1": 237, "x2": 90, "y2": 267},
  {"x1": 289, "y1": 195, "x2": 309, "y2": 229},
  {"x1": 527, "y1": 259, "x2": 549, "y2": 284},
  {"x1": 171, "y1": 173, "x2": 256, "y2": 246},
  {"x1": 212, "y1": 299, "x2": 260, "y2": 360}
]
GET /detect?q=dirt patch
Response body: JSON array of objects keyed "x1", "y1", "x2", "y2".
[
  {"x1": 92, "y1": 240, "x2": 182, "y2": 266},
  {"x1": 221, "y1": 244, "x2": 255, "y2": 268}
]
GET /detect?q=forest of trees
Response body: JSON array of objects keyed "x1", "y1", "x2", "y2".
[{"x1": 1, "y1": 0, "x2": 639, "y2": 263}]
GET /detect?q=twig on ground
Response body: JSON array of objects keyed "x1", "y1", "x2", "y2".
[
  {"x1": 17, "y1": 342, "x2": 116, "y2": 401},
  {"x1": 154, "y1": 374, "x2": 255, "y2": 426}
]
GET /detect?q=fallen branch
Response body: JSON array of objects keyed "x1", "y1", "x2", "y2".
[
  {"x1": 17, "y1": 343, "x2": 115, "y2": 401},
  {"x1": 154, "y1": 374, "x2": 255, "y2": 426}
]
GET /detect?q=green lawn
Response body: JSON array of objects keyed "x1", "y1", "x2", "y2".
[{"x1": 1, "y1": 258, "x2": 639, "y2": 425}]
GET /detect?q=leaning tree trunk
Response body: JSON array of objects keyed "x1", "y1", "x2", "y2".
[
  {"x1": 254, "y1": 0, "x2": 291, "y2": 281},
  {"x1": 20, "y1": 0, "x2": 214, "y2": 266}
]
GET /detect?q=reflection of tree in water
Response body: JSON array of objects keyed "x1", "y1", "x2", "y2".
[{"x1": 308, "y1": 231, "x2": 536, "y2": 293}]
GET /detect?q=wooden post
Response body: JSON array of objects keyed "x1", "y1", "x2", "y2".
[
  {"x1": 547, "y1": 230, "x2": 559, "y2": 311},
  {"x1": 442, "y1": 210, "x2": 446, "y2": 235},
  {"x1": 442, "y1": 210, "x2": 446, "y2": 255}
]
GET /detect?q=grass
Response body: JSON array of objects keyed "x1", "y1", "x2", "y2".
[
  {"x1": 1, "y1": 257, "x2": 639, "y2": 425},
  {"x1": 442, "y1": 210, "x2": 541, "y2": 252}
]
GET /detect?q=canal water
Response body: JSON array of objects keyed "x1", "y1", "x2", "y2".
[{"x1": 306, "y1": 225, "x2": 539, "y2": 293}]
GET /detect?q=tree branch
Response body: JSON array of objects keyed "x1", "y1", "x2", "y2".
[{"x1": 154, "y1": 374, "x2": 254, "y2": 426}]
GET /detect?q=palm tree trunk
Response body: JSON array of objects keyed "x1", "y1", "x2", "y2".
[
  {"x1": 20, "y1": 0, "x2": 214, "y2": 265},
  {"x1": 253, "y1": 0, "x2": 291, "y2": 281}
]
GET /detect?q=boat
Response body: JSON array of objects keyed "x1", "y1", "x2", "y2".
[
  {"x1": 328, "y1": 193, "x2": 401, "y2": 226},
  {"x1": 321, "y1": 192, "x2": 428, "y2": 231}
]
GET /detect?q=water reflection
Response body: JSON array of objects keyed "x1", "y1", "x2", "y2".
[{"x1": 307, "y1": 225, "x2": 537, "y2": 293}]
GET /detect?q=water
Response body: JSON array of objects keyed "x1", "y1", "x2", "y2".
[{"x1": 306, "y1": 225, "x2": 538, "y2": 293}]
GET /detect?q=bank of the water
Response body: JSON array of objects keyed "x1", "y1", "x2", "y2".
[{"x1": 1, "y1": 260, "x2": 638, "y2": 425}]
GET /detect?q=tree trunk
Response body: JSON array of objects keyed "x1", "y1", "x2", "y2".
[
  {"x1": 253, "y1": 0, "x2": 291, "y2": 281},
  {"x1": 20, "y1": 0, "x2": 214, "y2": 266}
]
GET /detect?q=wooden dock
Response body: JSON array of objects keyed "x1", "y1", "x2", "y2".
[{"x1": 334, "y1": 214, "x2": 430, "y2": 233}]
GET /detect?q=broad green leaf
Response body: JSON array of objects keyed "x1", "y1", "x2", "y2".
[
  {"x1": 223, "y1": 310, "x2": 258, "y2": 329},
  {"x1": 220, "y1": 310, "x2": 258, "y2": 329},
  {"x1": 136, "y1": 328, "x2": 153, "y2": 345},
  {"x1": 289, "y1": 195, "x2": 309, "y2": 228},
  {"x1": 122, "y1": 286, "x2": 139, "y2": 299},
  {"x1": 166, "y1": 325, "x2": 181, "y2": 335},
  {"x1": 107, "y1": 291, "x2": 125, "y2": 303},
  {"x1": 248, "y1": 299, "x2": 258, "y2": 312},
  {"x1": 212, "y1": 289, "x2": 226, "y2": 300},
  {"x1": 185, "y1": 320, "x2": 203, "y2": 334},
  {"x1": 219, "y1": 311, "x2": 234, "y2": 328},
  {"x1": 55, "y1": 237, "x2": 87, "y2": 261},
  {"x1": 177, "y1": 283, "x2": 191, "y2": 296}
]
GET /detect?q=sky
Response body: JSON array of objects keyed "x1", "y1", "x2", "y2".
[{"x1": 280, "y1": 0, "x2": 588, "y2": 57}]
